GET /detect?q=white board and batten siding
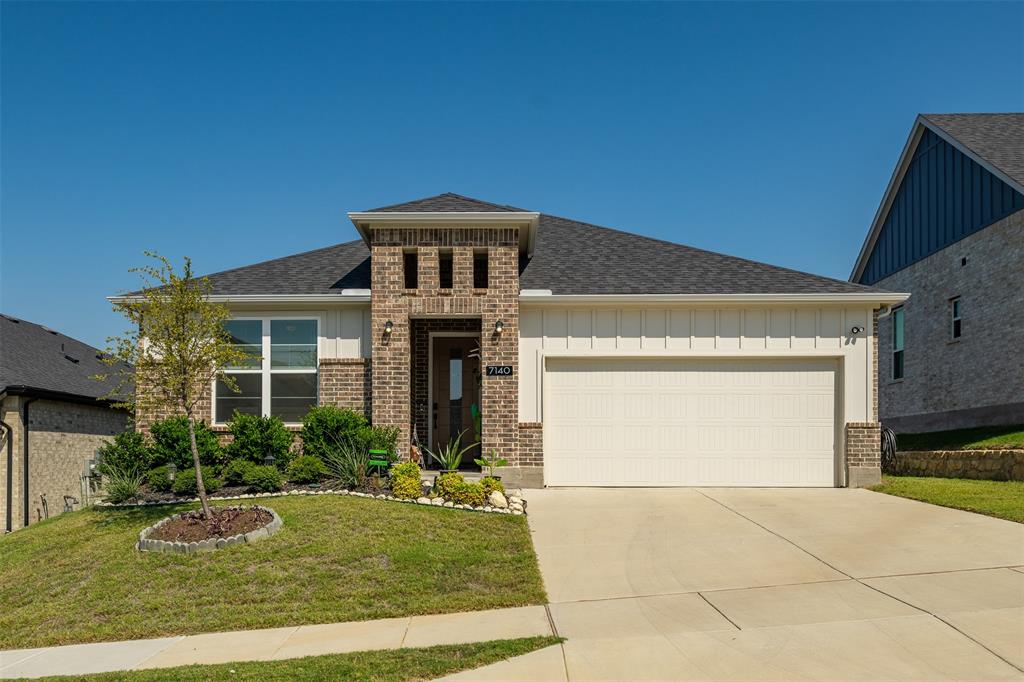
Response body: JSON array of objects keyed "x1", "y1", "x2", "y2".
[{"x1": 520, "y1": 306, "x2": 875, "y2": 487}]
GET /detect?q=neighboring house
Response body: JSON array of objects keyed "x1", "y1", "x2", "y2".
[
  {"x1": 0, "y1": 314, "x2": 131, "y2": 532},
  {"x1": 851, "y1": 114, "x2": 1024, "y2": 433},
  {"x1": 122, "y1": 193, "x2": 904, "y2": 488}
]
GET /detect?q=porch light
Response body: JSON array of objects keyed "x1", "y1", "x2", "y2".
[
  {"x1": 494, "y1": 320, "x2": 504, "y2": 335},
  {"x1": 384, "y1": 320, "x2": 394, "y2": 335},
  {"x1": 850, "y1": 326, "x2": 865, "y2": 335}
]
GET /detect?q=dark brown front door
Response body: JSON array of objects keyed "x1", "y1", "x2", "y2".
[{"x1": 432, "y1": 336, "x2": 480, "y2": 459}]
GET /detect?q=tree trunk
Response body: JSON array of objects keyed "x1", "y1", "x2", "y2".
[{"x1": 186, "y1": 410, "x2": 212, "y2": 519}]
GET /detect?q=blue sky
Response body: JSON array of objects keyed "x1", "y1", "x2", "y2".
[{"x1": 2, "y1": 2, "x2": 1021, "y2": 348}]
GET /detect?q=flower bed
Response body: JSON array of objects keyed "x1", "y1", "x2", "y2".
[{"x1": 137, "y1": 505, "x2": 282, "y2": 554}]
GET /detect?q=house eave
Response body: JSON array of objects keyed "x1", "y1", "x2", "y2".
[
  {"x1": 518, "y1": 292, "x2": 910, "y2": 306},
  {"x1": 347, "y1": 211, "x2": 541, "y2": 256},
  {"x1": 107, "y1": 293, "x2": 372, "y2": 305}
]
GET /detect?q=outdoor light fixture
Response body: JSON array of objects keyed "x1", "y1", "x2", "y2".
[
  {"x1": 850, "y1": 326, "x2": 865, "y2": 335},
  {"x1": 494, "y1": 320, "x2": 504, "y2": 335},
  {"x1": 384, "y1": 320, "x2": 394, "y2": 335},
  {"x1": 166, "y1": 462, "x2": 177, "y2": 483},
  {"x1": 263, "y1": 452, "x2": 276, "y2": 467}
]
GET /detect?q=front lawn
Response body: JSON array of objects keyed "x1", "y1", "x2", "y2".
[
  {"x1": 0, "y1": 495, "x2": 546, "y2": 650},
  {"x1": 870, "y1": 475, "x2": 1024, "y2": 523},
  {"x1": 30, "y1": 637, "x2": 563, "y2": 682},
  {"x1": 896, "y1": 424, "x2": 1024, "y2": 451}
]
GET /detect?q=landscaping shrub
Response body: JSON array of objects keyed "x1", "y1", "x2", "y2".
[
  {"x1": 287, "y1": 455, "x2": 328, "y2": 484},
  {"x1": 226, "y1": 412, "x2": 295, "y2": 469},
  {"x1": 300, "y1": 406, "x2": 367, "y2": 459},
  {"x1": 389, "y1": 461, "x2": 422, "y2": 499},
  {"x1": 149, "y1": 416, "x2": 225, "y2": 470},
  {"x1": 97, "y1": 430, "x2": 152, "y2": 476},
  {"x1": 434, "y1": 472, "x2": 464, "y2": 499},
  {"x1": 244, "y1": 464, "x2": 284, "y2": 493},
  {"x1": 433, "y1": 472, "x2": 486, "y2": 506},
  {"x1": 362, "y1": 425, "x2": 400, "y2": 458},
  {"x1": 480, "y1": 476, "x2": 504, "y2": 498},
  {"x1": 146, "y1": 465, "x2": 174, "y2": 492},
  {"x1": 221, "y1": 458, "x2": 256, "y2": 486},
  {"x1": 172, "y1": 465, "x2": 222, "y2": 496},
  {"x1": 103, "y1": 468, "x2": 144, "y2": 504},
  {"x1": 321, "y1": 441, "x2": 369, "y2": 488}
]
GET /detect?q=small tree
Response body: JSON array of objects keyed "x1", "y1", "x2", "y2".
[{"x1": 98, "y1": 252, "x2": 254, "y2": 519}]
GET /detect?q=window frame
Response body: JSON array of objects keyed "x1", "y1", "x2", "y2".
[
  {"x1": 891, "y1": 306, "x2": 905, "y2": 381},
  {"x1": 950, "y1": 297, "x2": 962, "y2": 340},
  {"x1": 213, "y1": 315, "x2": 321, "y2": 426}
]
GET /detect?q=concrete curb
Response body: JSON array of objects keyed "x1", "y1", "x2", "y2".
[{"x1": 136, "y1": 506, "x2": 283, "y2": 554}]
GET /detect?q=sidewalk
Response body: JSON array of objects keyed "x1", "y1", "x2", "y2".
[{"x1": 0, "y1": 606, "x2": 552, "y2": 680}]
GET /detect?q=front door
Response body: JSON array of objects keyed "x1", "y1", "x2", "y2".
[{"x1": 432, "y1": 336, "x2": 481, "y2": 462}]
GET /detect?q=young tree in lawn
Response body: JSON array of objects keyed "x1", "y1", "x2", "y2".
[{"x1": 99, "y1": 252, "x2": 254, "y2": 519}]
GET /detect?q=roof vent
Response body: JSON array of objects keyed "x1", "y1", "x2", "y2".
[
  {"x1": 43, "y1": 326, "x2": 58, "y2": 335},
  {"x1": 1, "y1": 315, "x2": 19, "y2": 323},
  {"x1": 64, "y1": 354, "x2": 80, "y2": 364}
]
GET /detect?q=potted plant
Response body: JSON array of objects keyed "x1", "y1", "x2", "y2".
[
  {"x1": 474, "y1": 449, "x2": 508, "y2": 480},
  {"x1": 424, "y1": 431, "x2": 477, "y2": 475}
]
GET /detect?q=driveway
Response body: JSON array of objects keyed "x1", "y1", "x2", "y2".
[{"x1": 523, "y1": 488, "x2": 1024, "y2": 681}]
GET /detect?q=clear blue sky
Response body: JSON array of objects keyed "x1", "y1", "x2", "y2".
[{"x1": 2, "y1": 2, "x2": 1021, "y2": 348}]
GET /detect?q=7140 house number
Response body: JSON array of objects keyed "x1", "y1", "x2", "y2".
[{"x1": 486, "y1": 365, "x2": 513, "y2": 376}]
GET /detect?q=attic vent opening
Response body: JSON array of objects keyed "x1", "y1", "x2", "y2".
[{"x1": 439, "y1": 250, "x2": 453, "y2": 289}]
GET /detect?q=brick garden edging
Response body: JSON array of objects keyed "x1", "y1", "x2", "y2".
[
  {"x1": 100, "y1": 484, "x2": 527, "y2": 516},
  {"x1": 137, "y1": 505, "x2": 282, "y2": 554},
  {"x1": 894, "y1": 449, "x2": 1024, "y2": 481}
]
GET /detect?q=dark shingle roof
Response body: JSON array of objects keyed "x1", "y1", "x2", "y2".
[
  {"x1": 922, "y1": 113, "x2": 1024, "y2": 187},
  {"x1": 197, "y1": 196, "x2": 882, "y2": 296},
  {"x1": 0, "y1": 314, "x2": 130, "y2": 402},
  {"x1": 365, "y1": 192, "x2": 526, "y2": 213}
]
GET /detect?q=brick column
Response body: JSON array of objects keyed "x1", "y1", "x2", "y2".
[
  {"x1": 371, "y1": 246, "x2": 412, "y2": 450},
  {"x1": 845, "y1": 422, "x2": 881, "y2": 487}
]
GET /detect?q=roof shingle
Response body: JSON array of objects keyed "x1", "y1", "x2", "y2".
[
  {"x1": 365, "y1": 192, "x2": 526, "y2": 213},
  {"x1": 922, "y1": 113, "x2": 1024, "y2": 188}
]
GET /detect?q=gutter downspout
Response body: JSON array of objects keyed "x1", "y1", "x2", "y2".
[
  {"x1": 1, "y1": 393, "x2": 12, "y2": 533},
  {"x1": 21, "y1": 397, "x2": 37, "y2": 528}
]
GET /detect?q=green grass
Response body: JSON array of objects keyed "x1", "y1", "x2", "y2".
[
  {"x1": 870, "y1": 475, "x2": 1024, "y2": 523},
  {"x1": 0, "y1": 495, "x2": 546, "y2": 650},
  {"x1": 897, "y1": 424, "x2": 1024, "y2": 451},
  {"x1": 31, "y1": 637, "x2": 564, "y2": 682}
]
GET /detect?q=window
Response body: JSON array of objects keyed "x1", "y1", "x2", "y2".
[
  {"x1": 215, "y1": 318, "x2": 318, "y2": 423},
  {"x1": 439, "y1": 250, "x2": 453, "y2": 289},
  {"x1": 473, "y1": 250, "x2": 489, "y2": 289},
  {"x1": 892, "y1": 307, "x2": 904, "y2": 380},
  {"x1": 404, "y1": 251, "x2": 418, "y2": 289},
  {"x1": 950, "y1": 297, "x2": 962, "y2": 339}
]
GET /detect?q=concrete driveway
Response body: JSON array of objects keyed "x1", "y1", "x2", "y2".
[{"x1": 523, "y1": 488, "x2": 1024, "y2": 681}]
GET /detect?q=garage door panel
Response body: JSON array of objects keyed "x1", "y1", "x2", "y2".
[{"x1": 545, "y1": 359, "x2": 837, "y2": 487}]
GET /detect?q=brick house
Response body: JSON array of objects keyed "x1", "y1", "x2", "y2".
[
  {"x1": 125, "y1": 193, "x2": 904, "y2": 488},
  {"x1": 851, "y1": 114, "x2": 1024, "y2": 433},
  {"x1": 1, "y1": 314, "x2": 131, "y2": 532}
]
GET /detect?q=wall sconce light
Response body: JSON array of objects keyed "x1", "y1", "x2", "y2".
[
  {"x1": 494, "y1": 320, "x2": 504, "y2": 335},
  {"x1": 384, "y1": 320, "x2": 394, "y2": 335},
  {"x1": 850, "y1": 326, "x2": 865, "y2": 335}
]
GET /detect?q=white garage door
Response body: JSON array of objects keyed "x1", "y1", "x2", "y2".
[{"x1": 544, "y1": 359, "x2": 837, "y2": 487}]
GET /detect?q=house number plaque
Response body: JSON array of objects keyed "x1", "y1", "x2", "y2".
[{"x1": 486, "y1": 365, "x2": 513, "y2": 376}]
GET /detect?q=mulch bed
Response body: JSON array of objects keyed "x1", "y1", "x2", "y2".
[{"x1": 148, "y1": 506, "x2": 273, "y2": 542}]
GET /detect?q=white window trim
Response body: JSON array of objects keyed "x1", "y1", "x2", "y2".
[
  {"x1": 213, "y1": 315, "x2": 322, "y2": 426},
  {"x1": 950, "y1": 297, "x2": 962, "y2": 339}
]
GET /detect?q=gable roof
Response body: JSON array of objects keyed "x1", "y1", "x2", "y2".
[
  {"x1": 850, "y1": 113, "x2": 1024, "y2": 282},
  {"x1": 189, "y1": 194, "x2": 886, "y2": 298},
  {"x1": 366, "y1": 192, "x2": 526, "y2": 213},
  {"x1": 0, "y1": 314, "x2": 130, "y2": 404}
]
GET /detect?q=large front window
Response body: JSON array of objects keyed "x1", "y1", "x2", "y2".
[{"x1": 215, "y1": 318, "x2": 318, "y2": 423}]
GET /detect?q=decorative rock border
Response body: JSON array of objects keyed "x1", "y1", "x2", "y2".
[
  {"x1": 101, "y1": 481, "x2": 528, "y2": 516},
  {"x1": 137, "y1": 505, "x2": 283, "y2": 554}
]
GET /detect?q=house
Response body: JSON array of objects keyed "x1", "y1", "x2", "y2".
[
  {"x1": 1, "y1": 314, "x2": 131, "y2": 532},
  {"x1": 851, "y1": 114, "x2": 1024, "y2": 433},
  {"x1": 126, "y1": 193, "x2": 905, "y2": 488}
]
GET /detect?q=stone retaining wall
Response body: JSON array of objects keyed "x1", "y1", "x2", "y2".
[{"x1": 894, "y1": 449, "x2": 1024, "y2": 481}]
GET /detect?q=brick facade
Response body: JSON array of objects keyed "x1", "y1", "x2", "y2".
[
  {"x1": 845, "y1": 421, "x2": 881, "y2": 487},
  {"x1": 1, "y1": 395, "x2": 130, "y2": 532},
  {"x1": 319, "y1": 358, "x2": 371, "y2": 418},
  {"x1": 517, "y1": 423, "x2": 543, "y2": 468},
  {"x1": 876, "y1": 209, "x2": 1024, "y2": 432}
]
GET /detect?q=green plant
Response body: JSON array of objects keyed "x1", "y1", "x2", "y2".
[
  {"x1": 146, "y1": 465, "x2": 174, "y2": 492},
  {"x1": 244, "y1": 465, "x2": 284, "y2": 493},
  {"x1": 390, "y1": 461, "x2": 420, "y2": 480},
  {"x1": 390, "y1": 475, "x2": 422, "y2": 500},
  {"x1": 361, "y1": 425, "x2": 400, "y2": 458},
  {"x1": 226, "y1": 412, "x2": 295, "y2": 469},
  {"x1": 97, "y1": 431, "x2": 152, "y2": 477},
  {"x1": 103, "y1": 467, "x2": 144, "y2": 504},
  {"x1": 434, "y1": 472, "x2": 465, "y2": 499},
  {"x1": 425, "y1": 431, "x2": 477, "y2": 471},
  {"x1": 221, "y1": 459, "x2": 256, "y2": 486},
  {"x1": 300, "y1": 406, "x2": 368, "y2": 460},
  {"x1": 150, "y1": 416, "x2": 226, "y2": 471},
  {"x1": 321, "y1": 440, "x2": 370, "y2": 488},
  {"x1": 432, "y1": 472, "x2": 486, "y2": 506},
  {"x1": 172, "y1": 465, "x2": 222, "y2": 496},
  {"x1": 287, "y1": 455, "x2": 328, "y2": 484},
  {"x1": 480, "y1": 476, "x2": 504, "y2": 498},
  {"x1": 473, "y1": 449, "x2": 508, "y2": 478}
]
